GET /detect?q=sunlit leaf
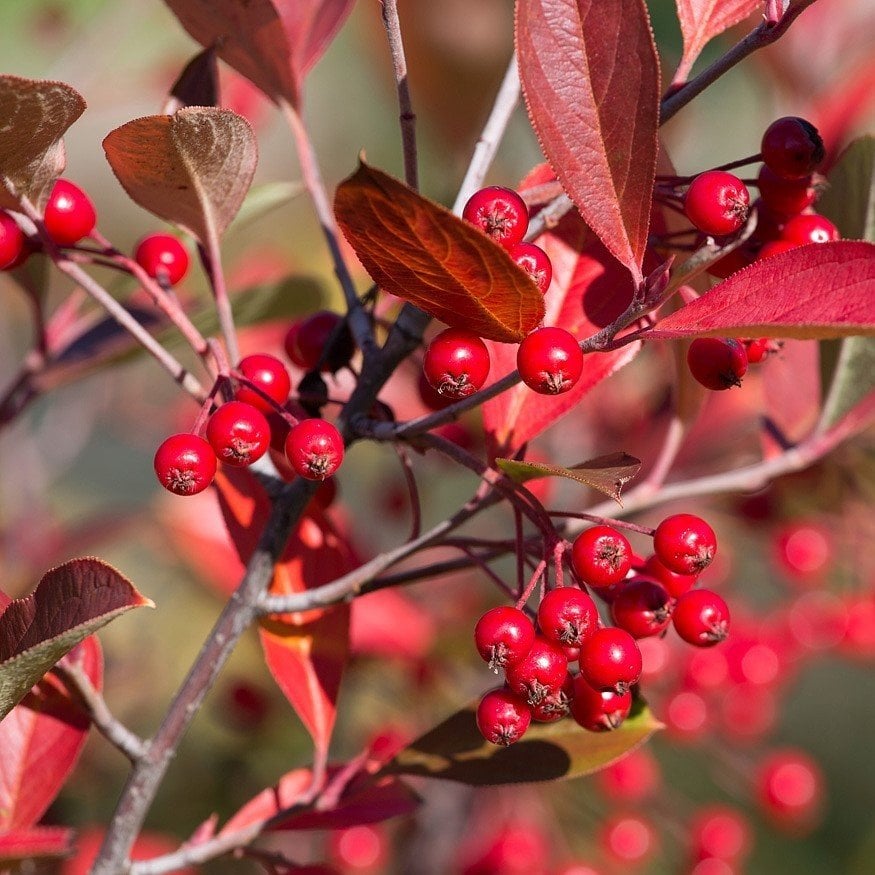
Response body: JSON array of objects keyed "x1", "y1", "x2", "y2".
[
  {"x1": 675, "y1": 0, "x2": 761, "y2": 79},
  {"x1": 0, "y1": 826, "x2": 73, "y2": 863}
]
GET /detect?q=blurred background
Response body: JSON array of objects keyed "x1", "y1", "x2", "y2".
[{"x1": 2, "y1": 0, "x2": 875, "y2": 872}]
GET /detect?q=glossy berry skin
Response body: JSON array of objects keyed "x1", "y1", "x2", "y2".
[
  {"x1": 579, "y1": 627, "x2": 642, "y2": 693},
  {"x1": 154, "y1": 433, "x2": 217, "y2": 496},
  {"x1": 508, "y1": 241, "x2": 552, "y2": 293},
  {"x1": 570, "y1": 675, "x2": 632, "y2": 731},
  {"x1": 462, "y1": 185, "x2": 529, "y2": 248},
  {"x1": 610, "y1": 579, "x2": 673, "y2": 639},
  {"x1": 206, "y1": 401, "x2": 271, "y2": 467},
  {"x1": 761, "y1": 117, "x2": 825, "y2": 179},
  {"x1": 474, "y1": 606, "x2": 536, "y2": 672},
  {"x1": 643, "y1": 554, "x2": 697, "y2": 599},
  {"x1": 687, "y1": 337, "x2": 748, "y2": 391},
  {"x1": 476, "y1": 687, "x2": 532, "y2": 746},
  {"x1": 504, "y1": 636, "x2": 568, "y2": 706},
  {"x1": 43, "y1": 179, "x2": 96, "y2": 245},
  {"x1": 684, "y1": 171, "x2": 750, "y2": 236},
  {"x1": 673, "y1": 589, "x2": 730, "y2": 646},
  {"x1": 654, "y1": 513, "x2": 717, "y2": 575},
  {"x1": 285, "y1": 310, "x2": 355, "y2": 373},
  {"x1": 235, "y1": 354, "x2": 291, "y2": 413},
  {"x1": 284, "y1": 418, "x2": 344, "y2": 480},
  {"x1": 517, "y1": 326, "x2": 583, "y2": 395},
  {"x1": 422, "y1": 328, "x2": 490, "y2": 399},
  {"x1": 134, "y1": 233, "x2": 189, "y2": 285},
  {"x1": 756, "y1": 240, "x2": 798, "y2": 261},
  {"x1": 0, "y1": 211, "x2": 24, "y2": 269},
  {"x1": 571, "y1": 525, "x2": 633, "y2": 588},
  {"x1": 537, "y1": 587, "x2": 599, "y2": 647},
  {"x1": 756, "y1": 166, "x2": 817, "y2": 217},
  {"x1": 781, "y1": 213, "x2": 839, "y2": 245}
]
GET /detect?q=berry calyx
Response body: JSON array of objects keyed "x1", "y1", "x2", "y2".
[
  {"x1": 781, "y1": 213, "x2": 840, "y2": 245},
  {"x1": 134, "y1": 233, "x2": 189, "y2": 285},
  {"x1": 684, "y1": 171, "x2": 750, "y2": 236},
  {"x1": 474, "y1": 606, "x2": 536, "y2": 672},
  {"x1": 43, "y1": 179, "x2": 96, "y2": 246},
  {"x1": 422, "y1": 328, "x2": 490, "y2": 399},
  {"x1": 610, "y1": 579, "x2": 673, "y2": 639},
  {"x1": 537, "y1": 586, "x2": 599, "y2": 647},
  {"x1": 0, "y1": 211, "x2": 25, "y2": 270},
  {"x1": 235, "y1": 353, "x2": 291, "y2": 413},
  {"x1": 571, "y1": 525, "x2": 633, "y2": 588},
  {"x1": 476, "y1": 687, "x2": 532, "y2": 746},
  {"x1": 761, "y1": 117, "x2": 825, "y2": 179},
  {"x1": 154, "y1": 433, "x2": 217, "y2": 496},
  {"x1": 531, "y1": 673, "x2": 575, "y2": 722},
  {"x1": 462, "y1": 186, "x2": 529, "y2": 248},
  {"x1": 517, "y1": 326, "x2": 583, "y2": 395},
  {"x1": 654, "y1": 513, "x2": 717, "y2": 575},
  {"x1": 756, "y1": 166, "x2": 817, "y2": 217},
  {"x1": 579, "y1": 627, "x2": 642, "y2": 693},
  {"x1": 673, "y1": 589, "x2": 730, "y2": 646},
  {"x1": 284, "y1": 418, "x2": 344, "y2": 480},
  {"x1": 687, "y1": 338, "x2": 748, "y2": 391},
  {"x1": 206, "y1": 401, "x2": 271, "y2": 467},
  {"x1": 284, "y1": 310, "x2": 355, "y2": 373},
  {"x1": 508, "y1": 241, "x2": 552, "y2": 293},
  {"x1": 504, "y1": 636, "x2": 568, "y2": 706},
  {"x1": 570, "y1": 675, "x2": 632, "y2": 731}
]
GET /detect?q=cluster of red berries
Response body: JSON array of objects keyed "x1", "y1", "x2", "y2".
[
  {"x1": 284, "y1": 309, "x2": 356, "y2": 374},
  {"x1": 154, "y1": 352, "x2": 344, "y2": 496},
  {"x1": 473, "y1": 514, "x2": 729, "y2": 746}
]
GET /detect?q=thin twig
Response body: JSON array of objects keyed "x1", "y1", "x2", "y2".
[{"x1": 199, "y1": 238, "x2": 239, "y2": 366}]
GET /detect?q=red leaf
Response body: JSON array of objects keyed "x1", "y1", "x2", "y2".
[
  {"x1": 334, "y1": 161, "x2": 545, "y2": 343},
  {"x1": 273, "y1": 0, "x2": 355, "y2": 81},
  {"x1": 0, "y1": 637, "x2": 102, "y2": 831},
  {"x1": 516, "y1": 0, "x2": 660, "y2": 281},
  {"x1": 350, "y1": 589, "x2": 436, "y2": 660},
  {"x1": 0, "y1": 826, "x2": 73, "y2": 862},
  {"x1": 675, "y1": 1, "x2": 761, "y2": 79},
  {"x1": 650, "y1": 242, "x2": 875, "y2": 339}
]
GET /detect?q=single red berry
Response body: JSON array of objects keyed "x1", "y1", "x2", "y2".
[
  {"x1": 474, "y1": 606, "x2": 536, "y2": 672},
  {"x1": 654, "y1": 514, "x2": 717, "y2": 575},
  {"x1": 285, "y1": 310, "x2": 355, "y2": 373},
  {"x1": 611, "y1": 579, "x2": 673, "y2": 639},
  {"x1": 236, "y1": 353, "x2": 291, "y2": 413},
  {"x1": 757, "y1": 749, "x2": 823, "y2": 827},
  {"x1": 571, "y1": 525, "x2": 633, "y2": 588},
  {"x1": 743, "y1": 337, "x2": 771, "y2": 363},
  {"x1": 206, "y1": 401, "x2": 271, "y2": 467},
  {"x1": 756, "y1": 240, "x2": 798, "y2": 261},
  {"x1": 570, "y1": 674, "x2": 632, "y2": 731},
  {"x1": 687, "y1": 338, "x2": 748, "y2": 391},
  {"x1": 462, "y1": 185, "x2": 529, "y2": 248},
  {"x1": 328, "y1": 824, "x2": 387, "y2": 873},
  {"x1": 707, "y1": 244, "x2": 755, "y2": 279},
  {"x1": 684, "y1": 171, "x2": 750, "y2": 236},
  {"x1": 537, "y1": 586, "x2": 599, "y2": 647},
  {"x1": 600, "y1": 814, "x2": 657, "y2": 866},
  {"x1": 643, "y1": 554, "x2": 698, "y2": 599},
  {"x1": 761, "y1": 117, "x2": 825, "y2": 179},
  {"x1": 684, "y1": 647, "x2": 730, "y2": 692},
  {"x1": 508, "y1": 241, "x2": 552, "y2": 293},
  {"x1": 422, "y1": 328, "x2": 490, "y2": 399},
  {"x1": 284, "y1": 418, "x2": 344, "y2": 480},
  {"x1": 43, "y1": 179, "x2": 96, "y2": 245},
  {"x1": 665, "y1": 689, "x2": 710, "y2": 742},
  {"x1": 579, "y1": 627, "x2": 642, "y2": 693},
  {"x1": 504, "y1": 636, "x2": 568, "y2": 706},
  {"x1": 517, "y1": 326, "x2": 583, "y2": 395},
  {"x1": 476, "y1": 687, "x2": 532, "y2": 746},
  {"x1": 531, "y1": 672, "x2": 575, "y2": 722},
  {"x1": 756, "y1": 166, "x2": 817, "y2": 217},
  {"x1": 781, "y1": 213, "x2": 840, "y2": 245},
  {"x1": 154, "y1": 433, "x2": 217, "y2": 496},
  {"x1": 0, "y1": 211, "x2": 25, "y2": 270},
  {"x1": 673, "y1": 589, "x2": 730, "y2": 646},
  {"x1": 689, "y1": 806, "x2": 752, "y2": 864},
  {"x1": 134, "y1": 233, "x2": 189, "y2": 285},
  {"x1": 597, "y1": 748, "x2": 661, "y2": 802}
]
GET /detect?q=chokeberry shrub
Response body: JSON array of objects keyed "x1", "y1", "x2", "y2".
[{"x1": 1, "y1": 1, "x2": 874, "y2": 874}]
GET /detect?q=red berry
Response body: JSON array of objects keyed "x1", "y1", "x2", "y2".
[
  {"x1": 756, "y1": 165, "x2": 817, "y2": 217},
  {"x1": 154, "y1": 433, "x2": 217, "y2": 496},
  {"x1": 504, "y1": 636, "x2": 568, "y2": 706},
  {"x1": 0, "y1": 211, "x2": 24, "y2": 269},
  {"x1": 328, "y1": 824, "x2": 387, "y2": 872},
  {"x1": 707, "y1": 244, "x2": 755, "y2": 279},
  {"x1": 285, "y1": 310, "x2": 355, "y2": 373},
  {"x1": 206, "y1": 401, "x2": 271, "y2": 467},
  {"x1": 571, "y1": 525, "x2": 633, "y2": 588},
  {"x1": 781, "y1": 212, "x2": 839, "y2": 245},
  {"x1": 743, "y1": 337, "x2": 770, "y2": 363},
  {"x1": 597, "y1": 748, "x2": 660, "y2": 802},
  {"x1": 462, "y1": 185, "x2": 529, "y2": 248},
  {"x1": 579, "y1": 627, "x2": 642, "y2": 693},
  {"x1": 134, "y1": 233, "x2": 189, "y2": 285},
  {"x1": 284, "y1": 418, "x2": 344, "y2": 480},
  {"x1": 665, "y1": 689, "x2": 709, "y2": 741},
  {"x1": 689, "y1": 805, "x2": 752, "y2": 863},
  {"x1": 643, "y1": 554, "x2": 697, "y2": 598},
  {"x1": 687, "y1": 337, "x2": 748, "y2": 391},
  {"x1": 761, "y1": 117, "x2": 825, "y2": 179},
  {"x1": 757, "y1": 749, "x2": 823, "y2": 827},
  {"x1": 422, "y1": 328, "x2": 490, "y2": 399},
  {"x1": 517, "y1": 327, "x2": 583, "y2": 395},
  {"x1": 684, "y1": 171, "x2": 750, "y2": 237},
  {"x1": 43, "y1": 179, "x2": 96, "y2": 245},
  {"x1": 654, "y1": 513, "x2": 717, "y2": 575},
  {"x1": 610, "y1": 579, "x2": 673, "y2": 639},
  {"x1": 537, "y1": 586, "x2": 599, "y2": 647},
  {"x1": 508, "y1": 241, "x2": 552, "y2": 293},
  {"x1": 756, "y1": 240, "x2": 798, "y2": 261},
  {"x1": 673, "y1": 589, "x2": 730, "y2": 646},
  {"x1": 476, "y1": 687, "x2": 532, "y2": 745},
  {"x1": 570, "y1": 674, "x2": 632, "y2": 731},
  {"x1": 600, "y1": 814, "x2": 657, "y2": 866},
  {"x1": 531, "y1": 672, "x2": 575, "y2": 722},
  {"x1": 474, "y1": 606, "x2": 536, "y2": 672},
  {"x1": 236, "y1": 353, "x2": 291, "y2": 413}
]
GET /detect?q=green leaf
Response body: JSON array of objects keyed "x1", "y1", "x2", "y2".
[
  {"x1": 496, "y1": 452, "x2": 641, "y2": 505},
  {"x1": 229, "y1": 181, "x2": 304, "y2": 234},
  {"x1": 383, "y1": 698, "x2": 661, "y2": 785}
]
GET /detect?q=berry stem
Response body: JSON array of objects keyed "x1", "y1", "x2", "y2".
[
  {"x1": 549, "y1": 511, "x2": 656, "y2": 537},
  {"x1": 198, "y1": 237, "x2": 239, "y2": 367},
  {"x1": 393, "y1": 441, "x2": 423, "y2": 542},
  {"x1": 515, "y1": 558, "x2": 547, "y2": 609},
  {"x1": 654, "y1": 154, "x2": 763, "y2": 185}
]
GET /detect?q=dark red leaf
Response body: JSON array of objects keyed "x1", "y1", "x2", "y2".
[
  {"x1": 675, "y1": 1, "x2": 761, "y2": 79},
  {"x1": 0, "y1": 826, "x2": 73, "y2": 862},
  {"x1": 334, "y1": 161, "x2": 545, "y2": 343},
  {"x1": 650, "y1": 242, "x2": 875, "y2": 339},
  {"x1": 273, "y1": 0, "x2": 355, "y2": 81},
  {"x1": 516, "y1": 0, "x2": 660, "y2": 281}
]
